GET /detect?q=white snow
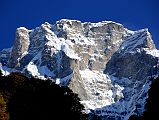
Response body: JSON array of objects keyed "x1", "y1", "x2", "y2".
[
  {"x1": 80, "y1": 69, "x2": 108, "y2": 83},
  {"x1": 108, "y1": 46, "x2": 111, "y2": 49},
  {"x1": 45, "y1": 33, "x2": 80, "y2": 60},
  {"x1": 27, "y1": 62, "x2": 39, "y2": 76},
  {"x1": 17, "y1": 27, "x2": 28, "y2": 31},
  {"x1": 124, "y1": 28, "x2": 135, "y2": 35},
  {"x1": 80, "y1": 69, "x2": 116, "y2": 110},
  {"x1": 68, "y1": 34, "x2": 95, "y2": 46},
  {"x1": 0, "y1": 66, "x2": 16, "y2": 76},
  {"x1": 89, "y1": 57, "x2": 96, "y2": 61},
  {"x1": 145, "y1": 49, "x2": 159, "y2": 57},
  {"x1": 61, "y1": 43, "x2": 80, "y2": 59},
  {"x1": 57, "y1": 19, "x2": 81, "y2": 24},
  {"x1": 27, "y1": 62, "x2": 55, "y2": 79},
  {"x1": 41, "y1": 22, "x2": 53, "y2": 34},
  {"x1": 119, "y1": 28, "x2": 151, "y2": 53},
  {"x1": 112, "y1": 39, "x2": 123, "y2": 45},
  {"x1": 20, "y1": 51, "x2": 28, "y2": 59},
  {"x1": 56, "y1": 78, "x2": 61, "y2": 84},
  {"x1": 91, "y1": 77, "x2": 152, "y2": 119},
  {"x1": 25, "y1": 51, "x2": 55, "y2": 78},
  {"x1": 65, "y1": 39, "x2": 74, "y2": 47},
  {"x1": 83, "y1": 20, "x2": 123, "y2": 28},
  {"x1": 112, "y1": 84, "x2": 124, "y2": 99},
  {"x1": 56, "y1": 73, "x2": 73, "y2": 86}
]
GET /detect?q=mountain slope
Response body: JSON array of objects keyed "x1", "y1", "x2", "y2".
[{"x1": 0, "y1": 19, "x2": 159, "y2": 119}]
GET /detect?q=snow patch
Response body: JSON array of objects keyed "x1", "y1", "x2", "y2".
[
  {"x1": 45, "y1": 33, "x2": 80, "y2": 60},
  {"x1": 80, "y1": 69, "x2": 115, "y2": 111},
  {"x1": 69, "y1": 34, "x2": 95, "y2": 46},
  {"x1": 0, "y1": 66, "x2": 16, "y2": 76},
  {"x1": 119, "y1": 29, "x2": 151, "y2": 53},
  {"x1": 83, "y1": 21, "x2": 123, "y2": 28},
  {"x1": 56, "y1": 73, "x2": 73, "y2": 86},
  {"x1": 145, "y1": 49, "x2": 159, "y2": 57},
  {"x1": 27, "y1": 62, "x2": 39, "y2": 76},
  {"x1": 61, "y1": 43, "x2": 80, "y2": 59},
  {"x1": 27, "y1": 62, "x2": 55, "y2": 79}
]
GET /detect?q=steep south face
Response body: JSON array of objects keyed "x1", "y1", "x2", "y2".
[
  {"x1": 52, "y1": 20, "x2": 129, "y2": 101},
  {"x1": 0, "y1": 19, "x2": 159, "y2": 120}
]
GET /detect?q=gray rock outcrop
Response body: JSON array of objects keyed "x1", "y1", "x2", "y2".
[{"x1": 8, "y1": 27, "x2": 30, "y2": 68}]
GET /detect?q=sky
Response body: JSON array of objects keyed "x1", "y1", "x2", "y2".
[{"x1": 0, "y1": 0, "x2": 159, "y2": 50}]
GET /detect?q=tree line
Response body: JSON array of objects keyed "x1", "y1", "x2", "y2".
[{"x1": 0, "y1": 71, "x2": 87, "y2": 120}]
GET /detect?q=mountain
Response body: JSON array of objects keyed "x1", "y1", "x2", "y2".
[{"x1": 0, "y1": 19, "x2": 159, "y2": 120}]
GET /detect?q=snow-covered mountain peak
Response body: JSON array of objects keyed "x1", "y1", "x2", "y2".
[
  {"x1": 0, "y1": 19, "x2": 159, "y2": 120},
  {"x1": 118, "y1": 28, "x2": 155, "y2": 54},
  {"x1": 17, "y1": 27, "x2": 29, "y2": 31}
]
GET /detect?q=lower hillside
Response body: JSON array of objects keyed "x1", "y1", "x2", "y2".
[
  {"x1": 1, "y1": 69, "x2": 159, "y2": 120},
  {"x1": 0, "y1": 71, "x2": 87, "y2": 120}
]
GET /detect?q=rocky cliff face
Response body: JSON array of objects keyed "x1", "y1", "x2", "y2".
[
  {"x1": 0, "y1": 19, "x2": 159, "y2": 120},
  {"x1": 8, "y1": 27, "x2": 30, "y2": 68}
]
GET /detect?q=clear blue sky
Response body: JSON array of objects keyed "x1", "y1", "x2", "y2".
[{"x1": 0, "y1": 0, "x2": 158, "y2": 50}]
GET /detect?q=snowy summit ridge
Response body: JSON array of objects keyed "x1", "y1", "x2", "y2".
[{"x1": 0, "y1": 19, "x2": 159, "y2": 120}]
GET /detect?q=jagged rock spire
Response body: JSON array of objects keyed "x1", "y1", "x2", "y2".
[{"x1": 8, "y1": 27, "x2": 30, "y2": 68}]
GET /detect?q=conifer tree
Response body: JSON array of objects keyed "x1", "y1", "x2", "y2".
[{"x1": 0, "y1": 94, "x2": 9, "y2": 120}]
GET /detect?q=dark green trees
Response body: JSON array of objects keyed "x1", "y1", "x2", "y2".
[
  {"x1": 0, "y1": 94, "x2": 9, "y2": 120},
  {"x1": 0, "y1": 72, "x2": 87, "y2": 120},
  {"x1": 0, "y1": 70, "x2": 2, "y2": 77}
]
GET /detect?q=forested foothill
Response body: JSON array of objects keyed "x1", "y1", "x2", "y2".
[{"x1": 0, "y1": 71, "x2": 87, "y2": 120}]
